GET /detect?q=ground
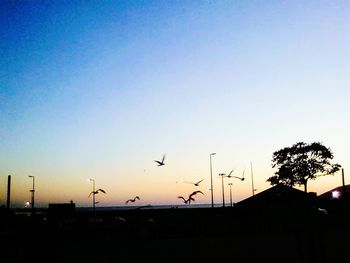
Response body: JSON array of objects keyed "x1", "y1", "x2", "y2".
[{"x1": 1, "y1": 207, "x2": 349, "y2": 263}]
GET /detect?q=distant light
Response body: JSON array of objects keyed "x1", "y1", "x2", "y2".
[
  {"x1": 25, "y1": 201, "x2": 30, "y2": 207},
  {"x1": 332, "y1": 190, "x2": 340, "y2": 199}
]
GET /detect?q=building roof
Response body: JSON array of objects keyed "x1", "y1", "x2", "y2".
[
  {"x1": 318, "y1": 185, "x2": 350, "y2": 200},
  {"x1": 235, "y1": 184, "x2": 315, "y2": 212}
]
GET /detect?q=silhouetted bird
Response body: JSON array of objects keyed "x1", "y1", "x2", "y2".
[
  {"x1": 126, "y1": 196, "x2": 140, "y2": 204},
  {"x1": 177, "y1": 196, "x2": 187, "y2": 203},
  {"x1": 178, "y1": 196, "x2": 195, "y2": 204},
  {"x1": 189, "y1": 190, "x2": 204, "y2": 199},
  {"x1": 185, "y1": 179, "x2": 204, "y2": 186},
  {"x1": 89, "y1": 188, "x2": 106, "y2": 197},
  {"x1": 226, "y1": 169, "x2": 245, "y2": 181},
  {"x1": 178, "y1": 191, "x2": 204, "y2": 205},
  {"x1": 154, "y1": 154, "x2": 166, "y2": 166}
]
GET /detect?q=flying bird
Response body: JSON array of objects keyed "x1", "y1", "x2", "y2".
[
  {"x1": 225, "y1": 169, "x2": 235, "y2": 178},
  {"x1": 89, "y1": 188, "x2": 106, "y2": 198},
  {"x1": 154, "y1": 154, "x2": 166, "y2": 166},
  {"x1": 189, "y1": 190, "x2": 204, "y2": 199},
  {"x1": 226, "y1": 169, "x2": 245, "y2": 181},
  {"x1": 126, "y1": 196, "x2": 140, "y2": 204},
  {"x1": 177, "y1": 196, "x2": 187, "y2": 203},
  {"x1": 177, "y1": 196, "x2": 195, "y2": 204},
  {"x1": 185, "y1": 179, "x2": 204, "y2": 186},
  {"x1": 178, "y1": 190, "x2": 204, "y2": 205}
]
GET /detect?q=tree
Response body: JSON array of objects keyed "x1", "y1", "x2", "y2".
[{"x1": 267, "y1": 142, "x2": 341, "y2": 192}]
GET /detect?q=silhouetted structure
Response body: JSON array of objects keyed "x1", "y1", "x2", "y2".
[
  {"x1": 48, "y1": 201, "x2": 76, "y2": 217},
  {"x1": 209, "y1": 152, "x2": 216, "y2": 208},
  {"x1": 318, "y1": 185, "x2": 350, "y2": 200},
  {"x1": 235, "y1": 184, "x2": 317, "y2": 214},
  {"x1": 7, "y1": 175, "x2": 11, "y2": 209},
  {"x1": 28, "y1": 175, "x2": 35, "y2": 214}
]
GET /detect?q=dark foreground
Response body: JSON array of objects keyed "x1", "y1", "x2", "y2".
[{"x1": 1, "y1": 205, "x2": 349, "y2": 263}]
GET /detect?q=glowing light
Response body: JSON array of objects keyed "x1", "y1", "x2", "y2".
[{"x1": 332, "y1": 190, "x2": 340, "y2": 199}]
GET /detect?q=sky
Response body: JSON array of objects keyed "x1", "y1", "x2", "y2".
[{"x1": 1, "y1": 0, "x2": 349, "y2": 208}]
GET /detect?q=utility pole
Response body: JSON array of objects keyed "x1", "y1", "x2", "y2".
[
  {"x1": 250, "y1": 161, "x2": 256, "y2": 196},
  {"x1": 228, "y1": 182, "x2": 233, "y2": 207},
  {"x1": 210, "y1": 153, "x2": 216, "y2": 208},
  {"x1": 219, "y1": 173, "x2": 226, "y2": 207},
  {"x1": 28, "y1": 175, "x2": 35, "y2": 215},
  {"x1": 7, "y1": 175, "x2": 11, "y2": 209},
  {"x1": 89, "y1": 178, "x2": 96, "y2": 212},
  {"x1": 342, "y1": 168, "x2": 345, "y2": 193}
]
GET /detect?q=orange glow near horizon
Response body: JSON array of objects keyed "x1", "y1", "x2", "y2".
[{"x1": 2, "y1": 161, "x2": 347, "y2": 208}]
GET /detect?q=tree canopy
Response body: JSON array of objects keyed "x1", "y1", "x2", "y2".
[{"x1": 267, "y1": 142, "x2": 341, "y2": 192}]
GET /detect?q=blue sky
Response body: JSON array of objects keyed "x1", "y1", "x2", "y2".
[{"x1": 1, "y1": 1, "x2": 349, "y2": 207}]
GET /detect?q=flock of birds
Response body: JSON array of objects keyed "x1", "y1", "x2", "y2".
[{"x1": 88, "y1": 154, "x2": 242, "y2": 206}]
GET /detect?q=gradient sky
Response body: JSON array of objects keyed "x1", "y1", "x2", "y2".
[{"x1": 1, "y1": 1, "x2": 349, "y2": 207}]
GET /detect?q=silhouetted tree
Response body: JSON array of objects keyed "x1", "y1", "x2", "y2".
[{"x1": 267, "y1": 142, "x2": 341, "y2": 192}]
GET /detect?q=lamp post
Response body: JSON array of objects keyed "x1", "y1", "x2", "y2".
[
  {"x1": 219, "y1": 173, "x2": 226, "y2": 207},
  {"x1": 228, "y1": 183, "x2": 233, "y2": 207},
  {"x1": 250, "y1": 161, "x2": 257, "y2": 196},
  {"x1": 28, "y1": 175, "x2": 35, "y2": 214},
  {"x1": 210, "y1": 153, "x2": 216, "y2": 208},
  {"x1": 89, "y1": 178, "x2": 96, "y2": 212}
]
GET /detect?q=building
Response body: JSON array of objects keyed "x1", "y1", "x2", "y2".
[
  {"x1": 48, "y1": 200, "x2": 76, "y2": 217},
  {"x1": 235, "y1": 184, "x2": 317, "y2": 215}
]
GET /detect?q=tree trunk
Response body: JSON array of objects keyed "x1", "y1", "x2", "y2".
[{"x1": 304, "y1": 181, "x2": 308, "y2": 193}]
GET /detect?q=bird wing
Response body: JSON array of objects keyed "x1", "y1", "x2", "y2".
[
  {"x1": 135, "y1": 196, "x2": 140, "y2": 200},
  {"x1": 88, "y1": 191, "x2": 94, "y2": 198},
  {"x1": 161, "y1": 154, "x2": 166, "y2": 162},
  {"x1": 195, "y1": 179, "x2": 204, "y2": 185},
  {"x1": 177, "y1": 196, "x2": 186, "y2": 202},
  {"x1": 154, "y1": 160, "x2": 161, "y2": 165},
  {"x1": 126, "y1": 199, "x2": 131, "y2": 204},
  {"x1": 227, "y1": 169, "x2": 234, "y2": 177},
  {"x1": 97, "y1": 189, "x2": 106, "y2": 194},
  {"x1": 190, "y1": 190, "x2": 204, "y2": 198}
]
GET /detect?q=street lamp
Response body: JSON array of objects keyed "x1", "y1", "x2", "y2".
[
  {"x1": 218, "y1": 173, "x2": 226, "y2": 207},
  {"x1": 210, "y1": 153, "x2": 216, "y2": 208},
  {"x1": 88, "y1": 178, "x2": 96, "y2": 212},
  {"x1": 228, "y1": 183, "x2": 233, "y2": 207},
  {"x1": 28, "y1": 175, "x2": 35, "y2": 214}
]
